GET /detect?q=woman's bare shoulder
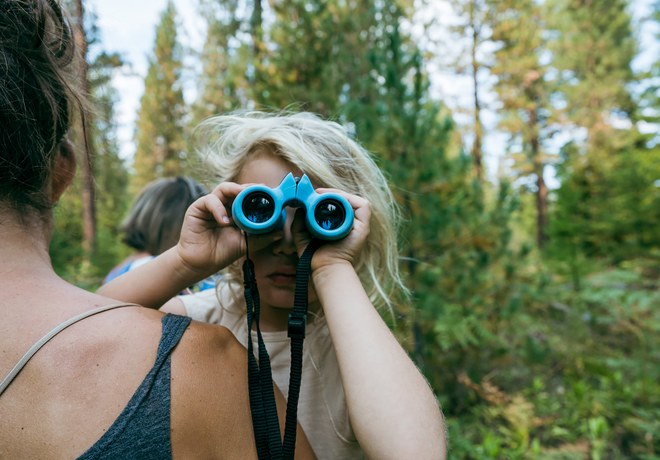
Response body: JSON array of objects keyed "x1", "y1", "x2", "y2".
[
  {"x1": 73, "y1": 305, "x2": 258, "y2": 458},
  {"x1": 167, "y1": 319, "x2": 259, "y2": 458},
  {"x1": 169, "y1": 319, "x2": 317, "y2": 459}
]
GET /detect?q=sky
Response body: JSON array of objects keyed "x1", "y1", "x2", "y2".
[{"x1": 92, "y1": 0, "x2": 658, "y2": 181}]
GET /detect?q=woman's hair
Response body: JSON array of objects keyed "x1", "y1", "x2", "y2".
[
  {"x1": 196, "y1": 111, "x2": 408, "y2": 311},
  {"x1": 0, "y1": 0, "x2": 78, "y2": 213},
  {"x1": 121, "y1": 177, "x2": 207, "y2": 256}
]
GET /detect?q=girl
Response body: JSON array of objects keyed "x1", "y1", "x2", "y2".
[{"x1": 100, "y1": 111, "x2": 446, "y2": 459}]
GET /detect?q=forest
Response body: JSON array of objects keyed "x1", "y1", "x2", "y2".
[{"x1": 53, "y1": 0, "x2": 659, "y2": 458}]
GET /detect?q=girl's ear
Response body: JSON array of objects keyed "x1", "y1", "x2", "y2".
[{"x1": 51, "y1": 138, "x2": 77, "y2": 203}]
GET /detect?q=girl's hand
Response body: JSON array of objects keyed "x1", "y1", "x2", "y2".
[
  {"x1": 176, "y1": 182, "x2": 282, "y2": 278},
  {"x1": 291, "y1": 189, "x2": 371, "y2": 273}
]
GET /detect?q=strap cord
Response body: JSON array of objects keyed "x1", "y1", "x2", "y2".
[
  {"x1": 244, "y1": 235, "x2": 281, "y2": 459},
  {"x1": 244, "y1": 234, "x2": 322, "y2": 460},
  {"x1": 282, "y1": 237, "x2": 322, "y2": 458}
]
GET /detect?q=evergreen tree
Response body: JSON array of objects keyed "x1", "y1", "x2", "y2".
[
  {"x1": 548, "y1": 0, "x2": 636, "y2": 150},
  {"x1": 488, "y1": 0, "x2": 552, "y2": 248},
  {"x1": 90, "y1": 51, "x2": 131, "y2": 273},
  {"x1": 252, "y1": 0, "x2": 400, "y2": 117},
  {"x1": 547, "y1": 0, "x2": 649, "y2": 261},
  {"x1": 191, "y1": 0, "x2": 245, "y2": 124},
  {"x1": 132, "y1": 0, "x2": 187, "y2": 194},
  {"x1": 446, "y1": 0, "x2": 493, "y2": 181},
  {"x1": 51, "y1": 5, "x2": 129, "y2": 284}
]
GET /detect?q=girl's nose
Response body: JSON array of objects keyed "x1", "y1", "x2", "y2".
[{"x1": 273, "y1": 208, "x2": 297, "y2": 255}]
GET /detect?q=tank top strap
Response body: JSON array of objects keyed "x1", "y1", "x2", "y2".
[
  {"x1": 156, "y1": 314, "x2": 192, "y2": 360},
  {"x1": 0, "y1": 303, "x2": 140, "y2": 397}
]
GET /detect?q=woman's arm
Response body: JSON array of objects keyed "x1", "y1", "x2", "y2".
[{"x1": 172, "y1": 320, "x2": 316, "y2": 459}]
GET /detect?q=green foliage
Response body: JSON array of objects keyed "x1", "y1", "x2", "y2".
[
  {"x1": 51, "y1": 182, "x2": 84, "y2": 280},
  {"x1": 546, "y1": 0, "x2": 659, "y2": 269},
  {"x1": 191, "y1": 0, "x2": 245, "y2": 123},
  {"x1": 441, "y1": 257, "x2": 659, "y2": 459},
  {"x1": 547, "y1": 0, "x2": 637, "y2": 138},
  {"x1": 487, "y1": 0, "x2": 553, "y2": 248},
  {"x1": 550, "y1": 133, "x2": 660, "y2": 264},
  {"x1": 90, "y1": 51, "x2": 131, "y2": 277}
]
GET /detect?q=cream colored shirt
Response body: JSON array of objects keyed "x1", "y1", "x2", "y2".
[{"x1": 180, "y1": 287, "x2": 363, "y2": 459}]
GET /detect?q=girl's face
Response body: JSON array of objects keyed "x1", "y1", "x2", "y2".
[{"x1": 236, "y1": 150, "x2": 319, "y2": 330}]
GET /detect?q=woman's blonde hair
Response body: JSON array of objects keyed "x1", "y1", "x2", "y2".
[{"x1": 196, "y1": 110, "x2": 408, "y2": 311}]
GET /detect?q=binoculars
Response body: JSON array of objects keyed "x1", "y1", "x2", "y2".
[{"x1": 232, "y1": 173, "x2": 354, "y2": 240}]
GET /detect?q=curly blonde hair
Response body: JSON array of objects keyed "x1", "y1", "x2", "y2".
[{"x1": 196, "y1": 111, "x2": 408, "y2": 311}]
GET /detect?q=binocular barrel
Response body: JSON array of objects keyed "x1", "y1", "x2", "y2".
[{"x1": 231, "y1": 173, "x2": 354, "y2": 241}]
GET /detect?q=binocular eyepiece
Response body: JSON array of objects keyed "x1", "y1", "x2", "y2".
[{"x1": 231, "y1": 173, "x2": 354, "y2": 240}]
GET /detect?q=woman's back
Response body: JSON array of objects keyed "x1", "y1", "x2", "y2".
[{"x1": 0, "y1": 278, "x2": 260, "y2": 458}]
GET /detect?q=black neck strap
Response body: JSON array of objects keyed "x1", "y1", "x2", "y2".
[{"x1": 243, "y1": 235, "x2": 322, "y2": 460}]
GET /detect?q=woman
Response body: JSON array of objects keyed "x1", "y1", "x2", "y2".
[{"x1": 0, "y1": 1, "x2": 313, "y2": 458}]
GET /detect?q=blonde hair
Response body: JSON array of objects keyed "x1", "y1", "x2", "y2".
[{"x1": 196, "y1": 110, "x2": 408, "y2": 311}]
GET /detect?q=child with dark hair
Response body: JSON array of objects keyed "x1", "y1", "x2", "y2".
[{"x1": 104, "y1": 176, "x2": 218, "y2": 292}]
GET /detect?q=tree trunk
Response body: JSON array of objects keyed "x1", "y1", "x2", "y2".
[
  {"x1": 470, "y1": 1, "x2": 483, "y2": 181},
  {"x1": 251, "y1": 0, "x2": 263, "y2": 54},
  {"x1": 73, "y1": 0, "x2": 97, "y2": 259},
  {"x1": 529, "y1": 107, "x2": 547, "y2": 249},
  {"x1": 402, "y1": 193, "x2": 425, "y2": 372},
  {"x1": 251, "y1": 0, "x2": 264, "y2": 87}
]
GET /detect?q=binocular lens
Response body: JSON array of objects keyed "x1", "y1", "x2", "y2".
[
  {"x1": 242, "y1": 192, "x2": 275, "y2": 223},
  {"x1": 314, "y1": 199, "x2": 346, "y2": 231}
]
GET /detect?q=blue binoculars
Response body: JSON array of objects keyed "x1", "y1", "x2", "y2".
[{"x1": 231, "y1": 173, "x2": 354, "y2": 241}]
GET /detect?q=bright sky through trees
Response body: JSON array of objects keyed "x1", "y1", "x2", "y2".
[{"x1": 93, "y1": 0, "x2": 657, "y2": 174}]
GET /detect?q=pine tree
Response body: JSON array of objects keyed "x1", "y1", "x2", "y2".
[
  {"x1": 488, "y1": 0, "x2": 552, "y2": 248},
  {"x1": 548, "y1": 0, "x2": 636, "y2": 150},
  {"x1": 71, "y1": 0, "x2": 97, "y2": 260},
  {"x1": 254, "y1": 0, "x2": 390, "y2": 116},
  {"x1": 446, "y1": 0, "x2": 493, "y2": 181},
  {"x1": 191, "y1": 0, "x2": 245, "y2": 125},
  {"x1": 90, "y1": 51, "x2": 131, "y2": 273},
  {"x1": 547, "y1": 0, "x2": 647, "y2": 261},
  {"x1": 132, "y1": 0, "x2": 187, "y2": 194},
  {"x1": 51, "y1": 5, "x2": 130, "y2": 284}
]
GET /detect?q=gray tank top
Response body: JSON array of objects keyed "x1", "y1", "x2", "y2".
[
  {"x1": 77, "y1": 314, "x2": 192, "y2": 459},
  {"x1": 1, "y1": 308, "x2": 192, "y2": 458}
]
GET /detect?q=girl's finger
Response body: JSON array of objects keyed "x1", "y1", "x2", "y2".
[
  {"x1": 352, "y1": 199, "x2": 371, "y2": 226},
  {"x1": 314, "y1": 188, "x2": 370, "y2": 224},
  {"x1": 188, "y1": 194, "x2": 232, "y2": 226},
  {"x1": 211, "y1": 182, "x2": 247, "y2": 208}
]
